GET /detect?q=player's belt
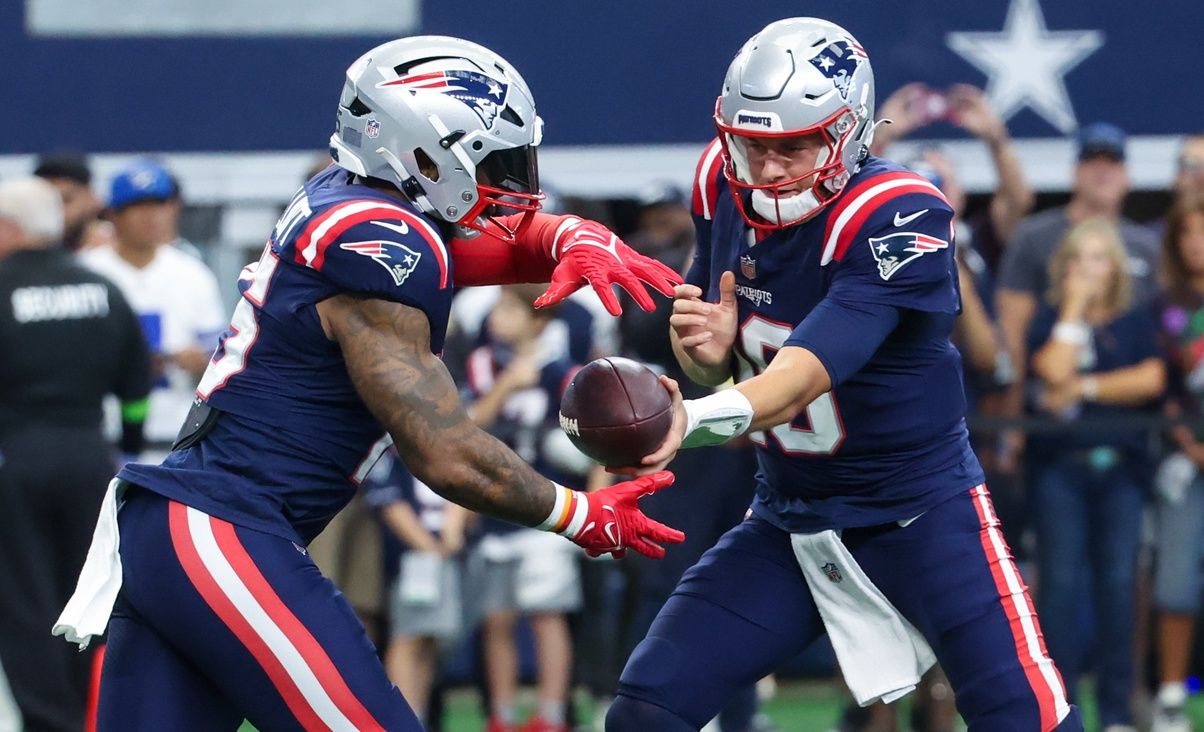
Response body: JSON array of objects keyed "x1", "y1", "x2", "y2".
[{"x1": 172, "y1": 399, "x2": 222, "y2": 452}]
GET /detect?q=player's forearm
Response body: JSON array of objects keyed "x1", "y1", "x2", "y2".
[
  {"x1": 449, "y1": 213, "x2": 572, "y2": 286},
  {"x1": 363, "y1": 371, "x2": 556, "y2": 527},
  {"x1": 328, "y1": 295, "x2": 558, "y2": 528},
  {"x1": 734, "y1": 346, "x2": 831, "y2": 432},
  {"x1": 670, "y1": 328, "x2": 732, "y2": 386},
  {"x1": 676, "y1": 346, "x2": 829, "y2": 451},
  {"x1": 428, "y1": 431, "x2": 559, "y2": 528}
]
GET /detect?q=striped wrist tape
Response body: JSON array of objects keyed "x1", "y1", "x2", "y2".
[{"x1": 537, "y1": 483, "x2": 588, "y2": 538}]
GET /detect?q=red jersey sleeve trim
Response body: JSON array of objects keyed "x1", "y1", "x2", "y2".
[
  {"x1": 820, "y1": 173, "x2": 949, "y2": 265},
  {"x1": 294, "y1": 200, "x2": 449, "y2": 288},
  {"x1": 692, "y1": 138, "x2": 725, "y2": 221}
]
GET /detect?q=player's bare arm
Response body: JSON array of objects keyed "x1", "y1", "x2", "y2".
[
  {"x1": 734, "y1": 346, "x2": 832, "y2": 431},
  {"x1": 319, "y1": 293, "x2": 556, "y2": 526},
  {"x1": 319, "y1": 293, "x2": 685, "y2": 558}
]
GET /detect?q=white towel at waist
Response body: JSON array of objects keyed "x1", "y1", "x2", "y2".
[
  {"x1": 52, "y1": 478, "x2": 126, "y2": 650},
  {"x1": 791, "y1": 529, "x2": 935, "y2": 706}
]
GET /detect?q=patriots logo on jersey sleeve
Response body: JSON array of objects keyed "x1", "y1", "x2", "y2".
[
  {"x1": 339, "y1": 239, "x2": 423, "y2": 287},
  {"x1": 379, "y1": 70, "x2": 509, "y2": 129},
  {"x1": 867, "y1": 232, "x2": 949, "y2": 281},
  {"x1": 808, "y1": 38, "x2": 867, "y2": 101}
]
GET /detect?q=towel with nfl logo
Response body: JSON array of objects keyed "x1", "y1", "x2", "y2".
[{"x1": 791, "y1": 529, "x2": 936, "y2": 706}]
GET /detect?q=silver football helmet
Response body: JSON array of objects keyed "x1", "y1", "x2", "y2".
[
  {"x1": 329, "y1": 36, "x2": 543, "y2": 239},
  {"x1": 715, "y1": 18, "x2": 876, "y2": 229}
]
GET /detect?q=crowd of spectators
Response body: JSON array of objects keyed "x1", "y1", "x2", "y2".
[{"x1": 3, "y1": 82, "x2": 1204, "y2": 732}]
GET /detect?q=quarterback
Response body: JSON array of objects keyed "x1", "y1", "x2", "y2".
[{"x1": 609, "y1": 18, "x2": 1082, "y2": 732}]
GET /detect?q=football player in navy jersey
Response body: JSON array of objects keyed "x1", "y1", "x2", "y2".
[
  {"x1": 607, "y1": 19, "x2": 1082, "y2": 732},
  {"x1": 55, "y1": 37, "x2": 684, "y2": 731}
]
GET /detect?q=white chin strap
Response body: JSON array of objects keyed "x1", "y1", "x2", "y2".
[{"x1": 751, "y1": 188, "x2": 822, "y2": 225}]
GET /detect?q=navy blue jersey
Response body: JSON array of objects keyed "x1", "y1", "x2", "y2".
[
  {"x1": 1025, "y1": 302, "x2": 1161, "y2": 460},
  {"x1": 121, "y1": 167, "x2": 454, "y2": 544},
  {"x1": 688, "y1": 141, "x2": 984, "y2": 532}
]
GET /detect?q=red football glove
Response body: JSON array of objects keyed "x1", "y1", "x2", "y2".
[
  {"x1": 534, "y1": 219, "x2": 683, "y2": 316},
  {"x1": 544, "y1": 471, "x2": 684, "y2": 559}
]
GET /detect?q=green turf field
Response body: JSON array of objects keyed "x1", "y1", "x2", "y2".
[{"x1": 238, "y1": 679, "x2": 1204, "y2": 731}]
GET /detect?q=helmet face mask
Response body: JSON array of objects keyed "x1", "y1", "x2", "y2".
[
  {"x1": 329, "y1": 36, "x2": 545, "y2": 241},
  {"x1": 459, "y1": 140, "x2": 543, "y2": 238},
  {"x1": 715, "y1": 18, "x2": 876, "y2": 230},
  {"x1": 717, "y1": 105, "x2": 860, "y2": 229}
]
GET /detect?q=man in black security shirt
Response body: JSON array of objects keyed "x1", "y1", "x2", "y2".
[{"x1": 0, "y1": 176, "x2": 150, "y2": 732}]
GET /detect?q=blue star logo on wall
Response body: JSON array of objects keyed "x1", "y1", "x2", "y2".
[{"x1": 946, "y1": 0, "x2": 1104, "y2": 133}]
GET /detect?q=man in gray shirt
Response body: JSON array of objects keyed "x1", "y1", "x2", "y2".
[
  {"x1": 994, "y1": 122, "x2": 1159, "y2": 467},
  {"x1": 998, "y1": 122, "x2": 1159, "y2": 307}
]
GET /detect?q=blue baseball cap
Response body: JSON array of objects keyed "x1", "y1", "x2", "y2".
[
  {"x1": 1077, "y1": 122, "x2": 1126, "y2": 162},
  {"x1": 108, "y1": 159, "x2": 179, "y2": 209}
]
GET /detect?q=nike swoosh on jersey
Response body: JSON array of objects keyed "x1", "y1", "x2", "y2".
[
  {"x1": 371, "y1": 219, "x2": 410, "y2": 236},
  {"x1": 893, "y1": 209, "x2": 928, "y2": 227}
]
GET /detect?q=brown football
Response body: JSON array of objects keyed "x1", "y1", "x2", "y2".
[{"x1": 558, "y1": 357, "x2": 673, "y2": 468}]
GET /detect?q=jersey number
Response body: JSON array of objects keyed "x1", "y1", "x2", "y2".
[
  {"x1": 736, "y1": 316, "x2": 844, "y2": 455},
  {"x1": 196, "y1": 243, "x2": 279, "y2": 398}
]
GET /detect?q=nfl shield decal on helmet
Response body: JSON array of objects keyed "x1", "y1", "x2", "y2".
[
  {"x1": 740, "y1": 254, "x2": 757, "y2": 279},
  {"x1": 340, "y1": 239, "x2": 423, "y2": 286},
  {"x1": 379, "y1": 70, "x2": 510, "y2": 129},
  {"x1": 868, "y1": 232, "x2": 949, "y2": 281},
  {"x1": 822, "y1": 562, "x2": 843, "y2": 583},
  {"x1": 365, "y1": 118, "x2": 381, "y2": 138}
]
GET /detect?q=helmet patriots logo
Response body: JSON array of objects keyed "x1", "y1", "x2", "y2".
[
  {"x1": 809, "y1": 38, "x2": 867, "y2": 101},
  {"x1": 379, "y1": 70, "x2": 510, "y2": 129},
  {"x1": 340, "y1": 240, "x2": 423, "y2": 287},
  {"x1": 867, "y1": 232, "x2": 948, "y2": 281}
]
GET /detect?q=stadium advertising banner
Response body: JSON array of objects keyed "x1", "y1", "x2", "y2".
[{"x1": 0, "y1": 0, "x2": 1191, "y2": 195}]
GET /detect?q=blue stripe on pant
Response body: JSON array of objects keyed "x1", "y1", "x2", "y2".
[
  {"x1": 609, "y1": 487, "x2": 1083, "y2": 732},
  {"x1": 97, "y1": 488, "x2": 421, "y2": 731}
]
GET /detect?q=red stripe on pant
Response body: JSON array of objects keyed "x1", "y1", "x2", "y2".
[
  {"x1": 207, "y1": 516, "x2": 386, "y2": 731},
  {"x1": 970, "y1": 485, "x2": 1067, "y2": 731},
  {"x1": 85, "y1": 643, "x2": 104, "y2": 732},
  {"x1": 168, "y1": 501, "x2": 329, "y2": 731}
]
